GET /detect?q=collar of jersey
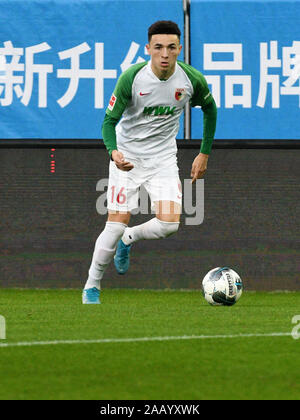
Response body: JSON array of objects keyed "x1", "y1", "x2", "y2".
[{"x1": 147, "y1": 61, "x2": 178, "y2": 83}]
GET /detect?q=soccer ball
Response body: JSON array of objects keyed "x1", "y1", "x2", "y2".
[{"x1": 202, "y1": 267, "x2": 243, "y2": 306}]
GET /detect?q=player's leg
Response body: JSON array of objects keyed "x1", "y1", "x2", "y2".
[
  {"x1": 155, "y1": 200, "x2": 181, "y2": 222},
  {"x1": 120, "y1": 157, "x2": 182, "y2": 246},
  {"x1": 114, "y1": 155, "x2": 182, "y2": 275},
  {"x1": 82, "y1": 211, "x2": 131, "y2": 303},
  {"x1": 86, "y1": 212, "x2": 131, "y2": 289},
  {"x1": 110, "y1": 211, "x2": 134, "y2": 275},
  {"x1": 121, "y1": 200, "x2": 181, "y2": 245},
  {"x1": 83, "y1": 158, "x2": 137, "y2": 302}
]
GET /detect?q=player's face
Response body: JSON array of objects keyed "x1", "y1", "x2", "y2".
[{"x1": 146, "y1": 34, "x2": 182, "y2": 79}]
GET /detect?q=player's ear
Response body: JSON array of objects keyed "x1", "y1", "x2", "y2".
[{"x1": 146, "y1": 43, "x2": 150, "y2": 54}]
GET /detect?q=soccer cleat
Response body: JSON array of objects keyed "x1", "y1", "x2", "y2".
[
  {"x1": 114, "y1": 239, "x2": 132, "y2": 275},
  {"x1": 82, "y1": 287, "x2": 101, "y2": 304}
]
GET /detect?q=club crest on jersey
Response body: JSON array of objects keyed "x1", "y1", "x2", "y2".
[
  {"x1": 175, "y1": 88, "x2": 185, "y2": 101},
  {"x1": 108, "y1": 93, "x2": 117, "y2": 111}
]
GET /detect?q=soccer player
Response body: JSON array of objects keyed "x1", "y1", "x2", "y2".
[{"x1": 82, "y1": 20, "x2": 217, "y2": 304}]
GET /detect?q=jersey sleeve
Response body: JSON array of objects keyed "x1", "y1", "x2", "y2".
[
  {"x1": 101, "y1": 114, "x2": 118, "y2": 156},
  {"x1": 105, "y1": 61, "x2": 148, "y2": 120},
  {"x1": 188, "y1": 68, "x2": 213, "y2": 108},
  {"x1": 201, "y1": 99, "x2": 217, "y2": 155},
  {"x1": 102, "y1": 73, "x2": 130, "y2": 156},
  {"x1": 191, "y1": 74, "x2": 213, "y2": 108},
  {"x1": 105, "y1": 71, "x2": 132, "y2": 120}
]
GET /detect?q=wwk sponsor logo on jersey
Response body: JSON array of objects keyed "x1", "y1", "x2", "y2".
[{"x1": 143, "y1": 105, "x2": 177, "y2": 116}]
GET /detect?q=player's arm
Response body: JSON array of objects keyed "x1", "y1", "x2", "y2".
[
  {"x1": 102, "y1": 115, "x2": 134, "y2": 171},
  {"x1": 101, "y1": 72, "x2": 134, "y2": 171},
  {"x1": 190, "y1": 98, "x2": 217, "y2": 183},
  {"x1": 200, "y1": 98, "x2": 217, "y2": 155},
  {"x1": 190, "y1": 72, "x2": 217, "y2": 183},
  {"x1": 102, "y1": 114, "x2": 119, "y2": 156}
]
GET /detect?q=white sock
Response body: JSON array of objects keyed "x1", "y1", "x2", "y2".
[
  {"x1": 122, "y1": 217, "x2": 179, "y2": 245},
  {"x1": 84, "y1": 222, "x2": 127, "y2": 290}
]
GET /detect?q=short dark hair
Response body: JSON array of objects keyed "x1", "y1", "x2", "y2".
[{"x1": 148, "y1": 20, "x2": 181, "y2": 42}]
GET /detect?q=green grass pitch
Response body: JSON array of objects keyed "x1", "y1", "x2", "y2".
[{"x1": 0, "y1": 289, "x2": 299, "y2": 400}]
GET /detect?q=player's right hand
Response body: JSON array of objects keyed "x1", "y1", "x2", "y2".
[{"x1": 111, "y1": 150, "x2": 134, "y2": 171}]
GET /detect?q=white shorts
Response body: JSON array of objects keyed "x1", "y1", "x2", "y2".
[{"x1": 107, "y1": 153, "x2": 182, "y2": 213}]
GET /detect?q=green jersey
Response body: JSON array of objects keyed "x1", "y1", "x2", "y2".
[{"x1": 103, "y1": 60, "x2": 217, "y2": 157}]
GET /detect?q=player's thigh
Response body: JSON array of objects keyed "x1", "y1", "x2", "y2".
[
  {"x1": 107, "y1": 160, "x2": 140, "y2": 218},
  {"x1": 155, "y1": 200, "x2": 181, "y2": 222},
  {"x1": 145, "y1": 169, "x2": 182, "y2": 222},
  {"x1": 107, "y1": 210, "x2": 131, "y2": 225}
]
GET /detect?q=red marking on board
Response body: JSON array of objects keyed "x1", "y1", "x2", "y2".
[{"x1": 50, "y1": 148, "x2": 56, "y2": 173}]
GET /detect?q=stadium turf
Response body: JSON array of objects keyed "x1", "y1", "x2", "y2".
[{"x1": 0, "y1": 289, "x2": 299, "y2": 400}]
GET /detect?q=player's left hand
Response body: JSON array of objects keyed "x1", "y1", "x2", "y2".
[
  {"x1": 190, "y1": 153, "x2": 209, "y2": 183},
  {"x1": 111, "y1": 150, "x2": 134, "y2": 171}
]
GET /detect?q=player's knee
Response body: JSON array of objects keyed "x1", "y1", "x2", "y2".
[
  {"x1": 156, "y1": 218, "x2": 180, "y2": 238},
  {"x1": 96, "y1": 221, "x2": 127, "y2": 251},
  {"x1": 104, "y1": 221, "x2": 127, "y2": 237},
  {"x1": 107, "y1": 211, "x2": 131, "y2": 225}
]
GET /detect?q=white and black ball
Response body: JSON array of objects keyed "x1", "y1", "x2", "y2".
[{"x1": 202, "y1": 267, "x2": 243, "y2": 306}]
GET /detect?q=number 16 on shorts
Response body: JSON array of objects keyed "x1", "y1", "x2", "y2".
[{"x1": 110, "y1": 186, "x2": 126, "y2": 205}]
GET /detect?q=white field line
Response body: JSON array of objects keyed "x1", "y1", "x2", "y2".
[{"x1": 0, "y1": 332, "x2": 292, "y2": 348}]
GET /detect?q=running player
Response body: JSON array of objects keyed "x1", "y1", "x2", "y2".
[{"x1": 82, "y1": 20, "x2": 217, "y2": 304}]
